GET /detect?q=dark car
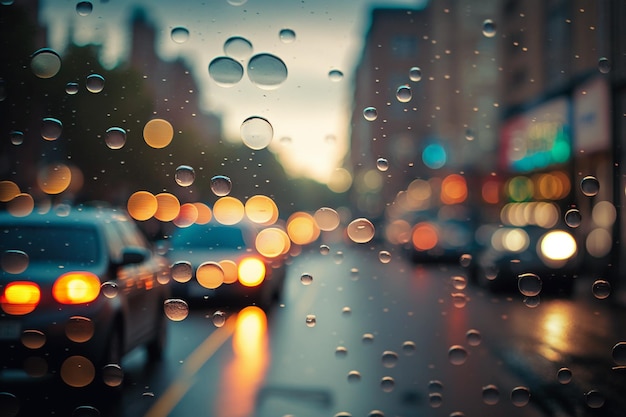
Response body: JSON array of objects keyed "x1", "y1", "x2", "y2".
[
  {"x1": 471, "y1": 225, "x2": 580, "y2": 296},
  {"x1": 0, "y1": 206, "x2": 170, "y2": 388},
  {"x1": 164, "y1": 221, "x2": 287, "y2": 308}
]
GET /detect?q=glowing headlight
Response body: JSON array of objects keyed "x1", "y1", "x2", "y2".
[
  {"x1": 539, "y1": 230, "x2": 577, "y2": 261},
  {"x1": 238, "y1": 257, "x2": 266, "y2": 287}
]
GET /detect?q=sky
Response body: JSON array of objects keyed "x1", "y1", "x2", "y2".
[{"x1": 40, "y1": 0, "x2": 427, "y2": 185}]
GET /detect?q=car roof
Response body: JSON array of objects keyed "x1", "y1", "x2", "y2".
[{"x1": 0, "y1": 206, "x2": 132, "y2": 226}]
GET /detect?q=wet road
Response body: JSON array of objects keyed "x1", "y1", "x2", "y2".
[{"x1": 11, "y1": 243, "x2": 626, "y2": 416}]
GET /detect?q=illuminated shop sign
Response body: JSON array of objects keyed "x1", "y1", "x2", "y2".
[{"x1": 499, "y1": 97, "x2": 570, "y2": 172}]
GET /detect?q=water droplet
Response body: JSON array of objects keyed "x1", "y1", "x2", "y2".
[
  {"x1": 451, "y1": 292, "x2": 468, "y2": 308},
  {"x1": 448, "y1": 345, "x2": 468, "y2": 365},
  {"x1": 65, "y1": 316, "x2": 95, "y2": 343},
  {"x1": 557, "y1": 367, "x2": 572, "y2": 384},
  {"x1": 210, "y1": 175, "x2": 232, "y2": 196},
  {"x1": 72, "y1": 405, "x2": 100, "y2": 417},
  {"x1": 279, "y1": 28, "x2": 296, "y2": 43},
  {"x1": 381, "y1": 351, "x2": 399, "y2": 368},
  {"x1": 240, "y1": 116, "x2": 273, "y2": 150},
  {"x1": 518, "y1": 273, "x2": 542, "y2": 297},
  {"x1": 102, "y1": 363, "x2": 124, "y2": 387},
  {"x1": 170, "y1": 261, "x2": 193, "y2": 283},
  {"x1": 196, "y1": 261, "x2": 224, "y2": 289},
  {"x1": 75, "y1": 1, "x2": 93, "y2": 16},
  {"x1": 598, "y1": 57, "x2": 611, "y2": 74},
  {"x1": 580, "y1": 175, "x2": 599, "y2": 196},
  {"x1": 510, "y1": 386, "x2": 531, "y2": 407},
  {"x1": 363, "y1": 106, "x2": 378, "y2": 121},
  {"x1": 612, "y1": 341, "x2": 626, "y2": 365},
  {"x1": 328, "y1": 69, "x2": 343, "y2": 82},
  {"x1": 362, "y1": 333, "x2": 374, "y2": 344},
  {"x1": 380, "y1": 376, "x2": 395, "y2": 392},
  {"x1": 334, "y1": 251, "x2": 344, "y2": 264},
  {"x1": 41, "y1": 117, "x2": 63, "y2": 141},
  {"x1": 482, "y1": 384, "x2": 500, "y2": 405},
  {"x1": 31, "y1": 48, "x2": 61, "y2": 78},
  {"x1": 171, "y1": 27, "x2": 190, "y2": 44},
  {"x1": 212, "y1": 311, "x2": 226, "y2": 327},
  {"x1": 564, "y1": 208, "x2": 582, "y2": 228},
  {"x1": 396, "y1": 85, "x2": 412, "y2": 103},
  {"x1": 585, "y1": 390, "x2": 605, "y2": 408},
  {"x1": 305, "y1": 314, "x2": 317, "y2": 327},
  {"x1": 465, "y1": 128, "x2": 475, "y2": 141},
  {"x1": 143, "y1": 118, "x2": 173, "y2": 149},
  {"x1": 223, "y1": 36, "x2": 253, "y2": 60},
  {"x1": 335, "y1": 346, "x2": 348, "y2": 358},
  {"x1": 428, "y1": 393, "x2": 443, "y2": 408},
  {"x1": 21, "y1": 329, "x2": 46, "y2": 349},
  {"x1": 208, "y1": 56, "x2": 244, "y2": 87},
  {"x1": 65, "y1": 82, "x2": 79, "y2": 95},
  {"x1": 0, "y1": 392, "x2": 20, "y2": 417},
  {"x1": 378, "y1": 250, "x2": 391, "y2": 264},
  {"x1": 101, "y1": 281, "x2": 118, "y2": 298},
  {"x1": 227, "y1": 0, "x2": 247, "y2": 5},
  {"x1": 1, "y1": 250, "x2": 29, "y2": 274},
  {"x1": 341, "y1": 306, "x2": 352, "y2": 316},
  {"x1": 247, "y1": 53, "x2": 288, "y2": 90},
  {"x1": 428, "y1": 380, "x2": 444, "y2": 393},
  {"x1": 451, "y1": 275, "x2": 467, "y2": 290},
  {"x1": 459, "y1": 253, "x2": 472, "y2": 267},
  {"x1": 319, "y1": 244, "x2": 330, "y2": 255},
  {"x1": 367, "y1": 410, "x2": 384, "y2": 417},
  {"x1": 376, "y1": 158, "x2": 389, "y2": 172},
  {"x1": 466, "y1": 329, "x2": 481, "y2": 346},
  {"x1": 174, "y1": 165, "x2": 195, "y2": 187},
  {"x1": 347, "y1": 218, "x2": 375, "y2": 243},
  {"x1": 85, "y1": 74, "x2": 105, "y2": 93},
  {"x1": 409, "y1": 66, "x2": 422, "y2": 82},
  {"x1": 347, "y1": 370, "x2": 361, "y2": 383},
  {"x1": 592, "y1": 279, "x2": 611, "y2": 299},
  {"x1": 104, "y1": 127, "x2": 127, "y2": 150},
  {"x1": 60, "y1": 355, "x2": 95, "y2": 387},
  {"x1": 523, "y1": 295, "x2": 541, "y2": 308},
  {"x1": 313, "y1": 207, "x2": 340, "y2": 231},
  {"x1": 402, "y1": 341, "x2": 416, "y2": 355},
  {"x1": 300, "y1": 273, "x2": 313, "y2": 285},
  {"x1": 9, "y1": 130, "x2": 23, "y2": 146},
  {"x1": 482, "y1": 19, "x2": 497, "y2": 37},
  {"x1": 164, "y1": 299, "x2": 189, "y2": 321}
]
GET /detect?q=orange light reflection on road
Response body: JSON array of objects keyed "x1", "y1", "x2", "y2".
[{"x1": 215, "y1": 306, "x2": 269, "y2": 417}]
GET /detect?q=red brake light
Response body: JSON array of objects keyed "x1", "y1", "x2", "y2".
[
  {"x1": 1, "y1": 281, "x2": 41, "y2": 315},
  {"x1": 238, "y1": 257, "x2": 266, "y2": 287},
  {"x1": 52, "y1": 272, "x2": 101, "y2": 304}
]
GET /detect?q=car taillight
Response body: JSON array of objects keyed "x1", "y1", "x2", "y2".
[
  {"x1": 238, "y1": 257, "x2": 266, "y2": 287},
  {"x1": 1, "y1": 281, "x2": 41, "y2": 315},
  {"x1": 52, "y1": 272, "x2": 101, "y2": 304}
]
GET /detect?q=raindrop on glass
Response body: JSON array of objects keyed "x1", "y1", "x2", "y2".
[
  {"x1": 65, "y1": 316, "x2": 94, "y2": 343},
  {"x1": 598, "y1": 57, "x2": 611, "y2": 74},
  {"x1": 564, "y1": 208, "x2": 582, "y2": 228},
  {"x1": 223, "y1": 36, "x2": 253, "y2": 59},
  {"x1": 171, "y1": 27, "x2": 190, "y2": 44},
  {"x1": 465, "y1": 129, "x2": 475, "y2": 141},
  {"x1": 381, "y1": 351, "x2": 399, "y2": 368},
  {"x1": 240, "y1": 116, "x2": 273, "y2": 150},
  {"x1": 212, "y1": 311, "x2": 226, "y2": 327},
  {"x1": 334, "y1": 251, "x2": 344, "y2": 264},
  {"x1": 448, "y1": 345, "x2": 468, "y2": 365},
  {"x1": 279, "y1": 28, "x2": 296, "y2": 43},
  {"x1": 1, "y1": 250, "x2": 29, "y2": 274},
  {"x1": 85, "y1": 74, "x2": 105, "y2": 93},
  {"x1": 164, "y1": 299, "x2": 189, "y2": 321},
  {"x1": 428, "y1": 380, "x2": 444, "y2": 393},
  {"x1": 305, "y1": 314, "x2": 317, "y2": 327},
  {"x1": 402, "y1": 340, "x2": 416, "y2": 355},
  {"x1": 380, "y1": 376, "x2": 395, "y2": 392},
  {"x1": 452, "y1": 275, "x2": 467, "y2": 290},
  {"x1": 328, "y1": 69, "x2": 344, "y2": 82},
  {"x1": 409, "y1": 66, "x2": 422, "y2": 82},
  {"x1": 482, "y1": 384, "x2": 500, "y2": 405},
  {"x1": 396, "y1": 84, "x2": 412, "y2": 103},
  {"x1": 341, "y1": 306, "x2": 352, "y2": 316},
  {"x1": 428, "y1": 393, "x2": 443, "y2": 408},
  {"x1": 510, "y1": 386, "x2": 531, "y2": 407},
  {"x1": 102, "y1": 364, "x2": 124, "y2": 387},
  {"x1": 518, "y1": 273, "x2": 542, "y2": 297},
  {"x1": 41, "y1": 117, "x2": 62, "y2": 141},
  {"x1": 347, "y1": 370, "x2": 361, "y2": 383},
  {"x1": 363, "y1": 106, "x2": 378, "y2": 121},
  {"x1": 367, "y1": 410, "x2": 384, "y2": 417},
  {"x1": 523, "y1": 295, "x2": 541, "y2": 308},
  {"x1": 31, "y1": 48, "x2": 61, "y2": 78},
  {"x1": 300, "y1": 273, "x2": 313, "y2": 285},
  {"x1": 75, "y1": 1, "x2": 93, "y2": 16},
  {"x1": 378, "y1": 250, "x2": 391, "y2": 264},
  {"x1": 210, "y1": 175, "x2": 232, "y2": 197},
  {"x1": 171, "y1": 261, "x2": 193, "y2": 283},
  {"x1": 466, "y1": 329, "x2": 481, "y2": 346},
  {"x1": 459, "y1": 253, "x2": 472, "y2": 267},
  {"x1": 580, "y1": 176, "x2": 599, "y2": 196},
  {"x1": 101, "y1": 281, "x2": 118, "y2": 298},
  {"x1": 0, "y1": 392, "x2": 20, "y2": 417},
  {"x1": 320, "y1": 244, "x2": 330, "y2": 255},
  {"x1": 376, "y1": 158, "x2": 389, "y2": 172},
  {"x1": 335, "y1": 346, "x2": 348, "y2": 358},
  {"x1": 72, "y1": 406, "x2": 100, "y2": 417},
  {"x1": 592, "y1": 279, "x2": 611, "y2": 299},
  {"x1": 175, "y1": 165, "x2": 195, "y2": 187},
  {"x1": 208, "y1": 57, "x2": 244, "y2": 87},
  {"x1": 557, "y1": 367, "x2": 572, "y2": 384},
  {"x1": 451, "y1": 292, "x2": 468, "y2": 308},
  {"x1": 585, "y1": 390, "x2": 605, "y2": 408},
  {"x1": 65, "y1": 82, "x2": 79, "y2": 95},
  {"x1": 362, "y1": 332, "x2": 375, "y2": 344},
  {"x1": 104, "y1": 127, "x2": 126, "y2": 150},
  {"x1": 247, "y1": 53, "x2": 288, "y2": 90},
  {"x1": 612, "y1": 342, "x2": 626, "y2": 365},
  {"x1": 21, "y1": 329, "x2": 46, "y2": 349},
  {"x1": 9, "y1": 130, "x2": 24, "y2": 145},
  {"x1": 227, "y1": 0, "x2": 247, "y2": 5},
  {"x1": 347, "y1": 218, "x2": 375, "y2": 243},
  {"x1": 482, "y1": 19, "x2": 497, "y2": 37}
]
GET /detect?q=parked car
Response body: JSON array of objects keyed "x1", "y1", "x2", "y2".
[
  {"x1": 471, "y1": 225, "x2": 580, "y2": 296},
  {"x1": 0, "y1": 206, "x2": 170, "y2": 387},
  {"x1": 164, "y1": 221, "x2": 287, "y2": 308}
]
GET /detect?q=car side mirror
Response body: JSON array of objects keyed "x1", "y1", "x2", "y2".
[{"x1": 120, "y1": 247, "x2": 150, "y2": 265}]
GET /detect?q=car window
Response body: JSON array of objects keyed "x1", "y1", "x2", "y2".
[{"x1": 171, "y1": 224, "x2": 248, "y2": 250}]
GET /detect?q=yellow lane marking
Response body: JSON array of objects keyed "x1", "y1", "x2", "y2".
[{"x1": 144, "y1": 314, "x2": 237, "y2": 417}]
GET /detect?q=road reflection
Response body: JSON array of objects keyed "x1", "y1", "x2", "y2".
[{"x1": 216, "y1": 306, "x2": 269, "y2": 417}]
